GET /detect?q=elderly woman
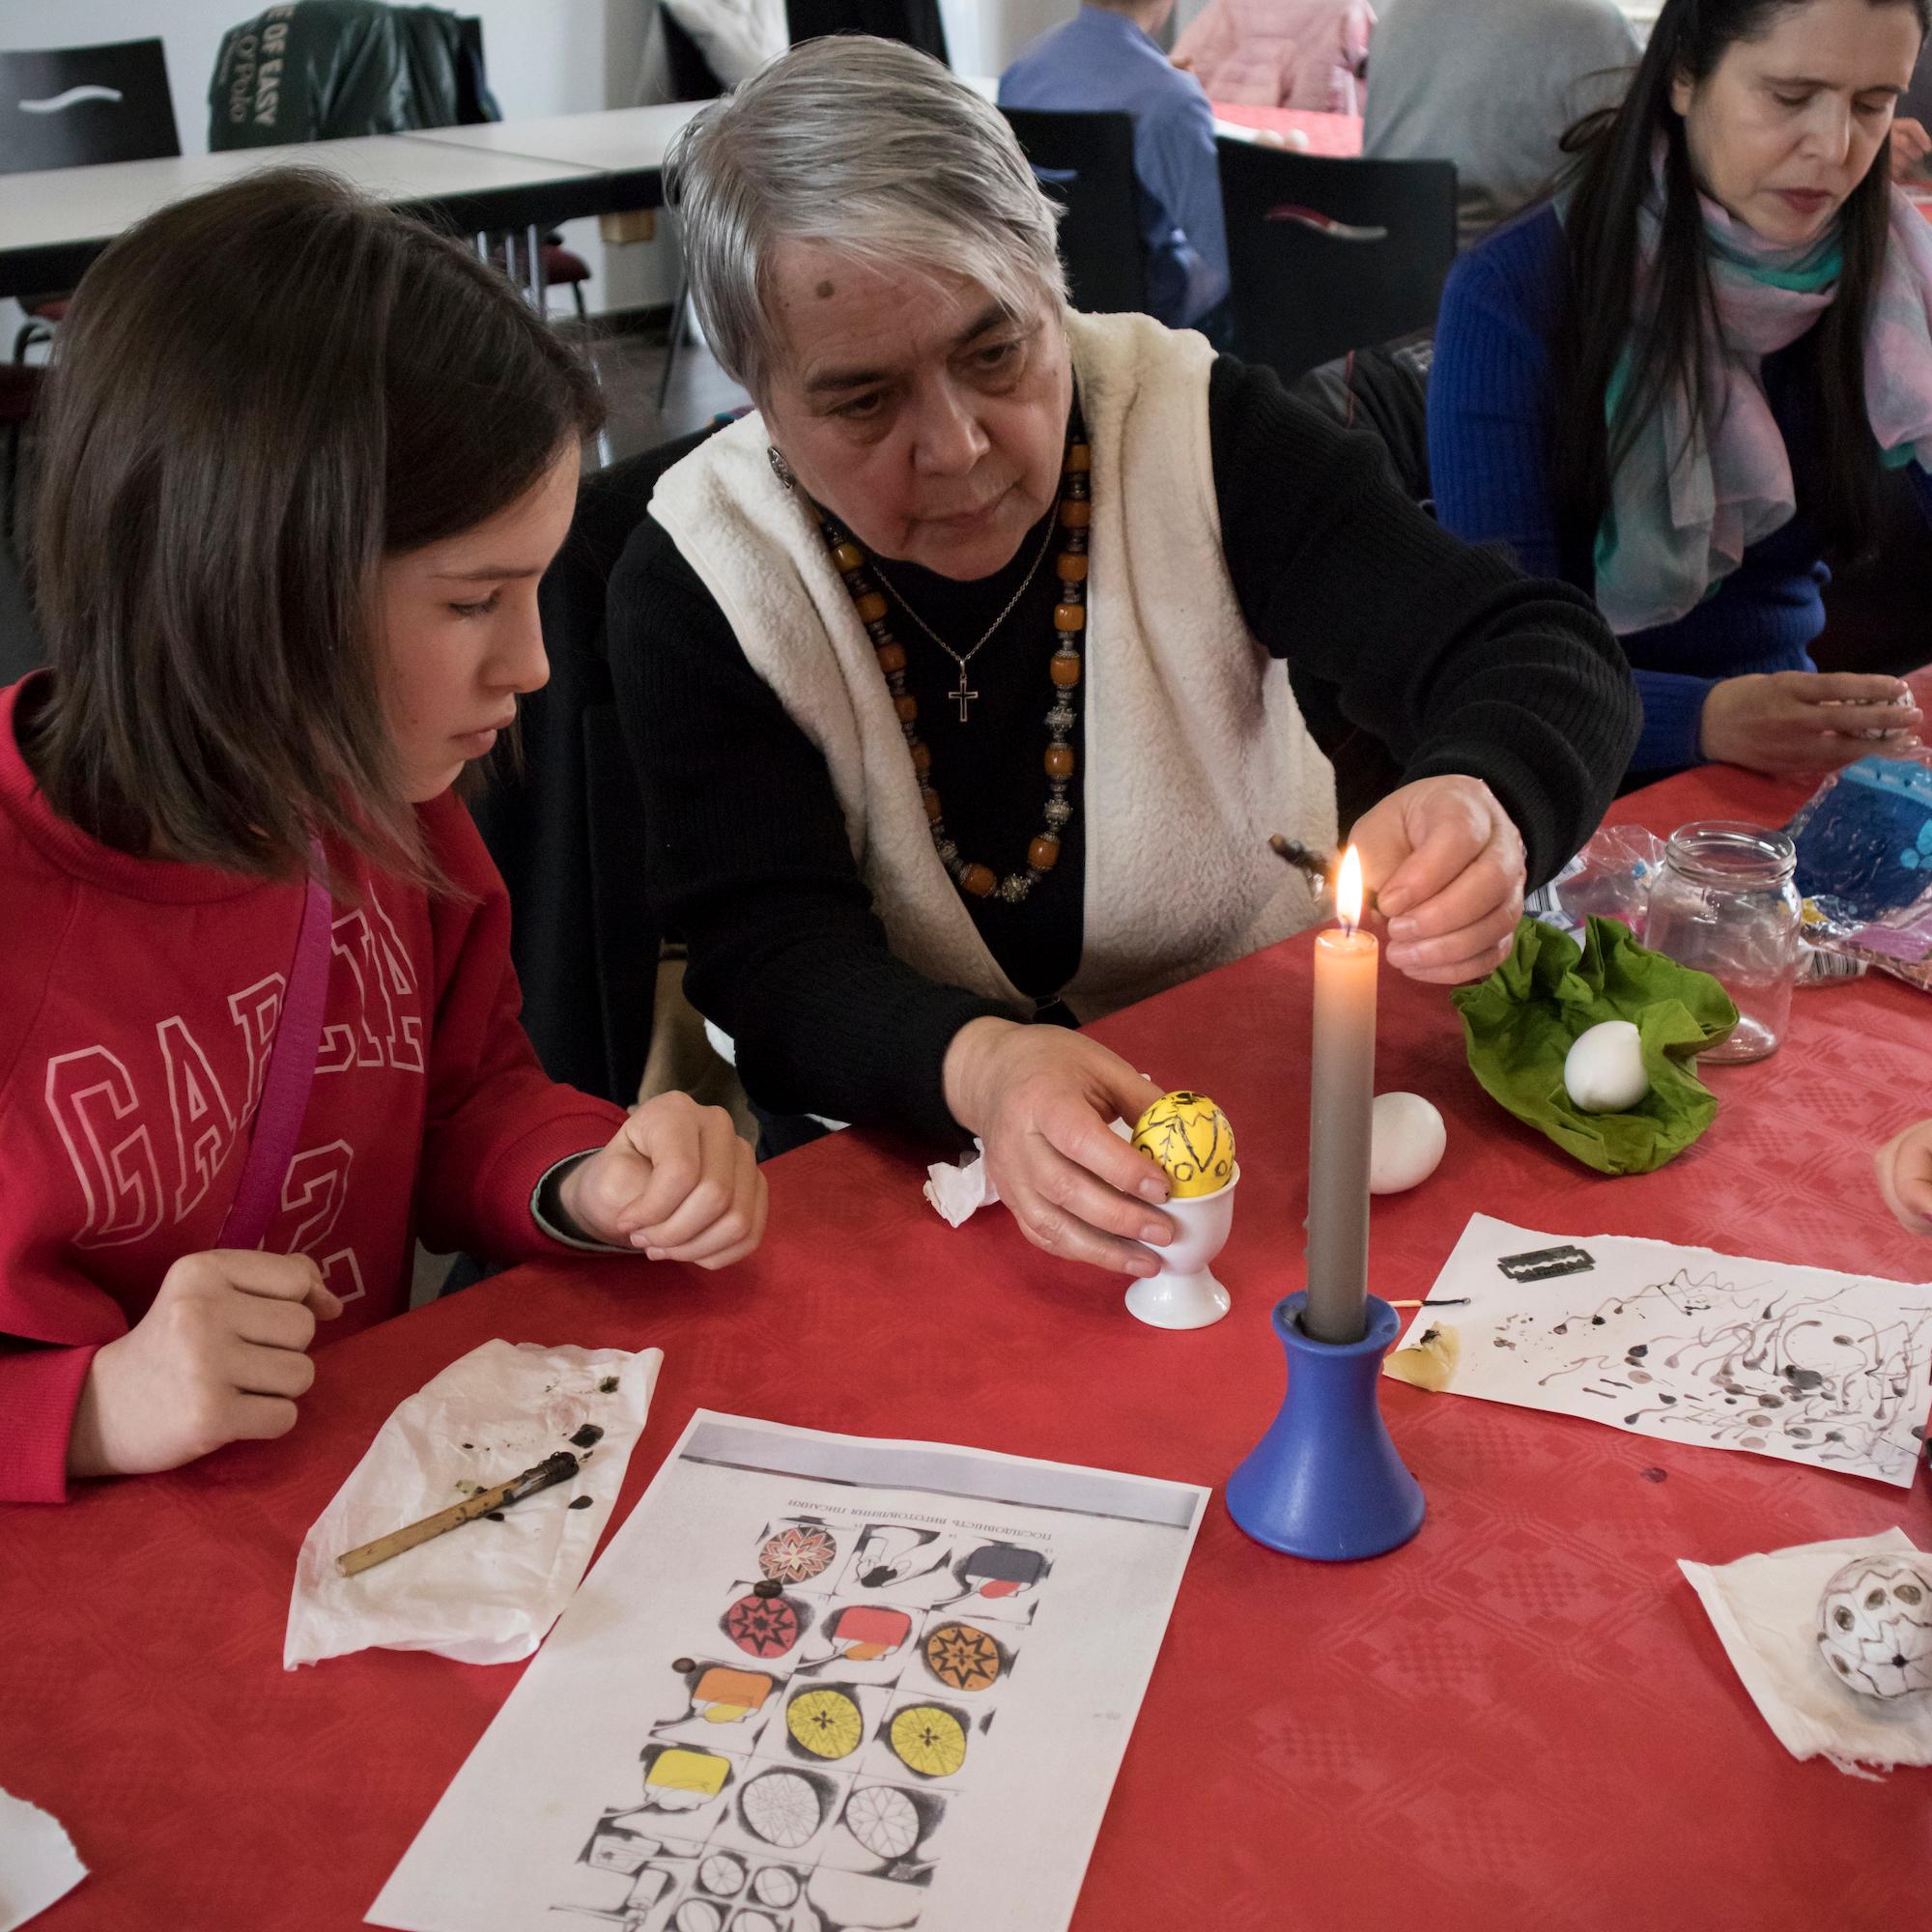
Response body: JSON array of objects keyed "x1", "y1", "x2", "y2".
[{"x1": 611, "y1": 37, "x2": 1638, "y2": 1281}]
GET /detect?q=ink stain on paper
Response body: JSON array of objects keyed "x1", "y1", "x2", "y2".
[
  {"x1": 569, "y1": 1495, "x2": 594, "y2": 1510},
  {"x1": 570, "y1": 1424, "x2": 605, "y2": 1450}
]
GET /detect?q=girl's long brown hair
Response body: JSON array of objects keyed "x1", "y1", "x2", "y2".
[{"x1": 28, "y1": 168, "x2": 603, "y2": 884}]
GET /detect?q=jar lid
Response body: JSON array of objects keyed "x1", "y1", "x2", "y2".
[{"x1": 1664, "y1": 819, "x2": 1796, "y2": 886}]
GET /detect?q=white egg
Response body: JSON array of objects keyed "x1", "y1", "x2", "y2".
[
  {"x1": 1562, "y1": 1020, "x2": 1649, "y2": 1113},
  {"x1": 1370, "y1": 1092, "x2": 1446, "y2": 1194}
]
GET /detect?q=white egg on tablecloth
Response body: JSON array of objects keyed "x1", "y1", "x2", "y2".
[
  {"x1": 1562, "y1": 1019, "x2": 1650, "y2": 1113},
  {"x1": 1369, "y1": 1092, "x2": 1446, "y2": 1193},
  {"x1": 1817, "y1": 1552, "x2": 1932, "y2": 1700}
]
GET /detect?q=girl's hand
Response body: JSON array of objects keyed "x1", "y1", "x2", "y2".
[
  {"x1": 562, "y1": 1092, "x2": 767, "y2": 1268},
  {"x1": 1699, "y1": 672, "x2": 1919, "y2": 775},
  {"x1": 1876, "y1": 1120, "x2": 1932, "y2": 1235},
  {"x1": 943, "y1": 1017, "x2": 1173, "y2": 1277},
  {"x1": 68, "y1": 1252, "x2": 342, "y2": 1479},
  {"x1": 1351, "y1": 775, "x2": 1527, "y2": 983}
]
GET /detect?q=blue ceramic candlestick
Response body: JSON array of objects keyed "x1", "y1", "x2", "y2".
[{"x1": 1226, "y1": 1292, "x2": 1424, "y2": 1560}]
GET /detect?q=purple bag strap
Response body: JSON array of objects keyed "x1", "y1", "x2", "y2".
[{"x1": 218, "y1": 844, "x2": 332, "y2": 1251}]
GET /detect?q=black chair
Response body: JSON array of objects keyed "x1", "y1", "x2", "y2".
[
  {"x1": 2, "y1": 39, "x2": 181, "y2": 365},
  {"x1": 1216, "y1": 139, "x2": 1455, "y2": 384},
  {"x1": 0, "y1": 37, "x2": 179, "y2": 172},
  {"x1": 1000, "y1": 108, "x2": 1148, "y2": 316},
  {"x1": 468, "y1": 429, "x2": 721, "y2": 1108},
  {"x1": 784, "y1": 0, "x2": 948, "y2": 63}
]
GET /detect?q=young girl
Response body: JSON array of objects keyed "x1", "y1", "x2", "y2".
[
  {"x1": 1428, "y1": 0, "x2": 1932, "y2": 782},
  {"x1": 0, "y1": 171, "x2": 766, "y2": 1505}
]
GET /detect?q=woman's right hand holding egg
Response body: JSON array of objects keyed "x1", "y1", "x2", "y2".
[{"x1": 942, "y1": 1018, "x2": 1173, "y2": 1277}]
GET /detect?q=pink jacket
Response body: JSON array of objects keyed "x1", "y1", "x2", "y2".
[{"x1": 1172, "y1": 0, "x2": 1376, "y2": 113}]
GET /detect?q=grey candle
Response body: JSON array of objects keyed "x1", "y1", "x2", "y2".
[{"x1": 1304, "y1": 847, "x2": 1376, "y2": 1345}]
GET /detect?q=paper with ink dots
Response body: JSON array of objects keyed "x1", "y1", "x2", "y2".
[{"x1": 1404, "y1": 1215, "x2": 1932, "y2": 1489}]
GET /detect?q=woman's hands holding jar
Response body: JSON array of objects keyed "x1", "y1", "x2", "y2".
[
  {"x1": 1698, "y1": 672, "x2": 1919, "y2": 775},
  {"x1": 942, "y1": 1018, "x2": 1174, "y2": 1278}
]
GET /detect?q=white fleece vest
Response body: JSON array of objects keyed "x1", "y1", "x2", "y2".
[{"x1": 648, "y1": 309, "x2": 1336, "y2": 1022}]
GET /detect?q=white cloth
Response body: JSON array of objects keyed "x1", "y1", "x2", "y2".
[
  {"x1": 634, "y1": 0, "x2": 787, "y2": 101},
  {"x1": 285, "y1": 1341, "x2": 660, "y2": 1668},
  {"x1": 1679, "y1": 1528, "x2": 1932, "y2": 1778},
  {"x1": 0, "y1": 1789, "x2": 85, "y2": 1932},
  {"x1": 649, "y1": 309, "x2": 1335, "y2": 1027}
]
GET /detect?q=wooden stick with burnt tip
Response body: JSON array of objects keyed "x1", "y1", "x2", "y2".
[{"x1": 335, "y1": 1450, "x2": 580, "y2": 1577}]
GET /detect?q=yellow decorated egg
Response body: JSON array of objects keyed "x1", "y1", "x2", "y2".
[{"x1": 1131, "y1": 1091, "x2": 1236, "y2": 1198}]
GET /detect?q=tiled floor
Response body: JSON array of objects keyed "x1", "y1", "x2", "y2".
[{"x1": 586, "y1": 308, "x2": 753, "y2": 466}]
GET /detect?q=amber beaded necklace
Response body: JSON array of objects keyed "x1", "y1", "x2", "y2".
[{"x1": 817, "y1": 433, "x2": 1090, "y2": 904}]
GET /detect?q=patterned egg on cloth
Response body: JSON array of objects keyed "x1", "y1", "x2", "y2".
[
  {"x1": 1816, "y1": 1552, "x2": 1932, "y2": 1699},
  {"x1": 1130, "y1": 1091, "x2": 1235, "y2": 1198}
]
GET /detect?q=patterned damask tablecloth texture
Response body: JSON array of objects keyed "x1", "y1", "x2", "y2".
[{"x1": 3, "y1": 760, "x2": 1930, "y2": 1932}]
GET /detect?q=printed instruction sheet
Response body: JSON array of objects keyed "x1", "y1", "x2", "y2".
[{"x1": 370, "y1": 1411, "x2": 1208, "y2": 1932}]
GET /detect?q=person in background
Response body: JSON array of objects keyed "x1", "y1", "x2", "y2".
[
  {"x1": 1364, "y1": 0, "x2": 1638, "y2": 249},
  {"x1": 1877, "y1": 1118, "x2": 1932, "y2": 1230},
  {"x1": 1429, "y1": 0, "x2": 1932, "y2": 785},
  {"x1": 1000, "y1": 0, "x2": 1230, "y2": 333},
  {"x1": 1891, "y1": 34, "x2": 1932, "y2": 173},
  {"x1": 1171, "y1": 0, "x2": 1377, "y2": 115},
  {"x1": 0, "y1": 173, "x2": 765, "y2": 1505}
]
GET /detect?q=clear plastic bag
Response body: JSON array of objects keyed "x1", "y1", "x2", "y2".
[
  {"x1": 1784, "y1": 755, "x2": 1932, "y2": 993},
  {"x1": 1523, "y1": 824, "x2": 1666, "y2": 940}
]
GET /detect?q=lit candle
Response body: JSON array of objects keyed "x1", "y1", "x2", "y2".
[{"x1": 1304, "y1": 845, "x2": 1376, "y2": 1345}]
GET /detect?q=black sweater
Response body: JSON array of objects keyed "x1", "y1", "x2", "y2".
[{"x1": 610, "y1": 355, "x2": 1640, "y2": 1146}]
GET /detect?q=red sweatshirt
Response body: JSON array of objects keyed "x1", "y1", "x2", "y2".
[{"x1": 0, "y1": 677, "x2": 628, "y2": 1503}]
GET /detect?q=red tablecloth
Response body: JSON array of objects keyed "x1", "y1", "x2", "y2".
[
  {"x1": 1209, "y1": 102, "x2": 1364, "y2": 158},
  {"x1": 5, "y1": 762, "x2": 1930, "y2": 1932}
]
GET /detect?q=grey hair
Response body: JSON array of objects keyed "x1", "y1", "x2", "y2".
[{"x1": 662, "y1": 36, "x2": 1068, "y2": 400}]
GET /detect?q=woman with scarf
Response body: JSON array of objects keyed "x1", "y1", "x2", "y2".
[{"x1": 1428, "y1": 0, "x2": 1932, "y2": 781}]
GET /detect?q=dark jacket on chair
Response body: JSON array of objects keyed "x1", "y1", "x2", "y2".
[{"x1": 209, "y1": 0, "x2": 496, "y2": 146}]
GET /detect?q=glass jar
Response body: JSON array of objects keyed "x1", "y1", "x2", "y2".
[{"x1": 1645, "y1": 821, "x2": 1802, "y2": 1063}]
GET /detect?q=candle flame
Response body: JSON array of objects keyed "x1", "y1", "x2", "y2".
[{"x1": 1335, "y1": 845, "x2": 1364, "y2": 929}]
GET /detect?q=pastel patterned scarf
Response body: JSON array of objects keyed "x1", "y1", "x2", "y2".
[{"x1": 1590, "y1": 172, "x2": 1932, "y2": 637}]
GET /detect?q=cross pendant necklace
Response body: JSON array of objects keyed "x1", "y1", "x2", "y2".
[{"x1": 871, "y1": 505, "x2": 1061, "y2": 726}]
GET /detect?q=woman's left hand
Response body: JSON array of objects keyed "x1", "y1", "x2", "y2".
[
  {"x1": 1350, "y1": 776, "x2": 1525, "y2": 984},
  {"x1": 561, "y1": 1092, "x2": 768, "y2": 1267}
]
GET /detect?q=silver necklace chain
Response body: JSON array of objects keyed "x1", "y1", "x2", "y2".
[{"x1": 870, "y1": 504, "x2": 1060, "y2": 678}]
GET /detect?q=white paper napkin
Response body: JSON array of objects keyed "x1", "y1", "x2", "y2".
[
  {"x1": 923, "y1": 1119, "x2": 1137, "y2": 1228},
  {"x1": 923, "y1": 1138, "x2": 1000, "y2": 1226},
  {"x1": 285, "y1": 1340, "x2": 660, "y2": 1669},
  {"x1": 0, "y1": 1788, "x2": 86, "y2": 1932},
  {"x1": 1679, "y1": 1528, "x2": 1932, "y2": 1777}
]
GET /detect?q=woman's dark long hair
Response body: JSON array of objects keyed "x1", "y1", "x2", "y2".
[{"x1": 1555, "y1": 0, "x2": 1929, "y2": 571}]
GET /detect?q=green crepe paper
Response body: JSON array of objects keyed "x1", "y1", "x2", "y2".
[{"x1": 1450, "y1": 916, "x2": 1740, "y2": 1176}]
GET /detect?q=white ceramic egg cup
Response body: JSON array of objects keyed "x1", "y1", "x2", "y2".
[{"x1": 1125, "y1": 1165, "x2": 1238, "y2": 1330}]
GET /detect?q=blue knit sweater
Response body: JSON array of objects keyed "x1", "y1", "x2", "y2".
[{"x1": 1429, "y1": 205, "x2": 1921, "y2": 779}]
